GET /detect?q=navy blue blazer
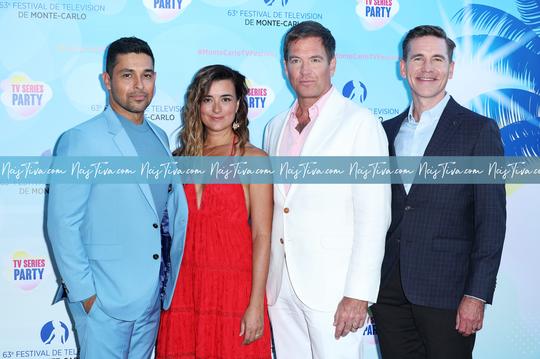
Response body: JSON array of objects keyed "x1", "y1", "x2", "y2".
[{"x1": 381, "y1": 97, "x2": 506, "y2": 310}]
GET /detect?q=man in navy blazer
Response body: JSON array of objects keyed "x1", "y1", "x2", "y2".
[
  {"x1": 47, "y1": 37, "x2": 188, "y2": 358},
  {"x1": 371, "y1": 25, "x2": 506, "y2": 359}
]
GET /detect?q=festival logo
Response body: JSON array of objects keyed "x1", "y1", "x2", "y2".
[
  {"x1": 40, "y1": 321, "x2": 69, "y2": 345},
  {"x1": 264, "y1": 0, "x2": 289, "y2": 6},
  {"x1": 342, "y1": 80, "x2": 368, "y2": 104},
  {"x1": 246, "y1": 79, "x2": 275, "y2": 119},
  {"x1": 0, "y1": 73, "x2": 53, "y2": 120},
  {"x1": 8, "y1": 251, "x2": 49, "y2": 291},
  {"x1": 228, "y1": 1, "x2": 321, "y2": 28},
  {"x1": 355, "y1": 0, "x2": 399, "y2": 31},
  {"x1": 143, "y1": 0, "x2": 192, "y2": 23}
]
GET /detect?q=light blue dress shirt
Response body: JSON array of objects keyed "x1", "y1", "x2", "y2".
[{"x1": 394, "y1": 93, "x2": 450, "y2": 193}]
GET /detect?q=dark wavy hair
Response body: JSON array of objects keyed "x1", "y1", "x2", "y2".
[
  {"x1": 174, "y1": 65, "x2": 249, "y2": 156},
  {"x1": 283, "y1": 21, "x2": 335, "y2": 61},
  {"x1": 402, "y1": 25, "x2": 456, "y2": 61}
]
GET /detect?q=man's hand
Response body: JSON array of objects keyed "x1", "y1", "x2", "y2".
[
  {"x1": 83, "y1": 294, "x2": 96, "y2": 314},
  {"x1": 333, "y1": 297, "x2": 367, "y2": 339},
  {"x1": 455, "y1": 296, "x2": 485, "y2": 336}
]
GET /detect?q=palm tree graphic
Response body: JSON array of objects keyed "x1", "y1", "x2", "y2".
[{"x1": 453, "y1": 0, "x2": 540, "y2": 156}]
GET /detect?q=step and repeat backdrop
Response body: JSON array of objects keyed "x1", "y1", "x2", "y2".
[{"x1": 1, "y1": 0, "x2": 539, "y2": 358}]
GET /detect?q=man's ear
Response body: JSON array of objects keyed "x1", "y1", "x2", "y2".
[
  {"x1": 448, "y1": 61, "x2": 455, "y2": 80},
  {"x1": 102, "y1": 72, "x2": 111, "y2": 91},
  {"x1": 399, "y1": 59, "x2": 406, "y2": 79},
  {"x1": 329, "y1": 56, "x2": 336, "y2": 76}
]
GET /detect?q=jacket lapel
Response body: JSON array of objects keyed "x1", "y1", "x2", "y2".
[
  {"x1": 408, "y1": 97, "x2": 463, "y2": 197},
  {"x1": 147, "y1": 120, "x2": 172, "y2": 155},
  {"x1": 300, "y1": 90, "x2": 343, "y2": 156},
  {"x1": 286, "y1": 90, "x2": 344, "y2": 199},
  {"x1": 104, "y1": 107, "x2": 158, "y2": 217},
  {"x1": 386, "y1": 111, "x2": 408, "y2": 199},
  {"x1": 271, "y1": 109, "x2": 292, "y2": 199},
  {"x1": 423, "y1": 97, "x2": 464, "y2": 156}
]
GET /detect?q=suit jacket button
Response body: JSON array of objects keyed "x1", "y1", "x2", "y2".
[
  {"x1": 153, "y1": 223, "x2": 159, "y2": 229},
  {"x1": 284, "y1": 207, "x2": 290, "y2": 214},
  {"x1": 404, "y1": 206, "x2": 413, "y2": 211},
  {"x1": 280, "y1": 238, "x2": 284, "y2": 244},
  {"x1": 153, "y1": 254, "x2": 159, "y2": 260}
]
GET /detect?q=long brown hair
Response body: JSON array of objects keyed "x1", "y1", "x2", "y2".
[{"x1": 174, "y1": 64, "x2": 249, "y2": 156}]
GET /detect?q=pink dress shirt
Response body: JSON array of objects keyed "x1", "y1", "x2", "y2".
[{"x1": 279, "y1": 86, "x2": 334, "y2": 193}]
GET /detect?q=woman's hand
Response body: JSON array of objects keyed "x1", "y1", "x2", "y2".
[{"x1": 239, "y1": 303, "x2": 264, "y2": 345}]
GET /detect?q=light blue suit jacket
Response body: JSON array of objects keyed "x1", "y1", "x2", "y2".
[{"x1": 47, "y1": 106, "x2": 187, "y2": 321}]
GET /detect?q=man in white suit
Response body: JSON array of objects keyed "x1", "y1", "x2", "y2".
[{"x1": 264, "y1": 21, "x2": 391, "y2": 358}]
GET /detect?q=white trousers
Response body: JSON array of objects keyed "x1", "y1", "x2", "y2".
[{"x1": 268, "y1": 266, "x2": 364, "y2": 359}]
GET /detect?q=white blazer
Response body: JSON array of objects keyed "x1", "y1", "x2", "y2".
[{"x1": 263, "y1": 89, "x2": 391, "y2": 311}]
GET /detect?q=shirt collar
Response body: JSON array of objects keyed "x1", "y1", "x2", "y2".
[
  {"x1": 406, "y1": 93, "x2": 451, "y2": 125},
  {"x1": 289, "y1": 86, "x2": 334, "y2": 124}
]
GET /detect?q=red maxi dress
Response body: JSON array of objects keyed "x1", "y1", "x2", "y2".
[{"x1": 156, "y1": 183, "x2": 271, "y2": 358}]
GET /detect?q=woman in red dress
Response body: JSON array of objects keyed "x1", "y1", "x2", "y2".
[{"x1": 156, "y1": 64, "x2": 272, "y2": 358}]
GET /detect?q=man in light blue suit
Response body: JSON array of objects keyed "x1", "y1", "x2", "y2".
[{"x1": 47, "y1": 37, "x2": 188, "y2": 358}]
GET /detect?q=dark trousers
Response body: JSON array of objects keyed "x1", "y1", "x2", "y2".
[{"x1": 371, "y1": 263, "x2": 475, "y2": 359}]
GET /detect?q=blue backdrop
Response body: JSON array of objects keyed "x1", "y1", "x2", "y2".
[{"x1": 1, "y1": 0, "x2": 539, "y2": 358}]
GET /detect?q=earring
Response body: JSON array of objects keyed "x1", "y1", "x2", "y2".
[{"x1": 232, "y1": 121, "x2": 240, "y2": 130}]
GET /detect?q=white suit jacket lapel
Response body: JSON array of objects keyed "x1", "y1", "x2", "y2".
[
  {"x1": 287, "y1": 91, "x2": 343, "y2": 199},
  {"x1": 272, "y1": 108, "x2": 293, "y2": 199}
]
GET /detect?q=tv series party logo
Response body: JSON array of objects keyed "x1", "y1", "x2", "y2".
[
  {"x1": 247, "y1": 79, "x2": 275, "y2": 119},
  {"x1": 356, "y1": 0, "x2": 400, "y2": 31},
  {"x1": 143, "y1": 0, "x2": 192, "y2": 22},
  {"x1": 1, "y1": 73, "x2": 53, "y2": 120},
  {"x1": 363, "y1": 315, "x2": 378, "y2": 345},
  {"x1": 9, "y1": 251, "x2": 48, "y2": 291}
]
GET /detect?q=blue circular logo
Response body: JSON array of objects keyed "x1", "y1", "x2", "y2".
[
  {"x1": 342, "y1": 80, "x2": 368, "y2": 104},
  {"x1": 264, "y1": 0, "x2": 289, "y2": 6},
  {"x1": 40, "y1": 320, "x2": 69, "y2": 344}
]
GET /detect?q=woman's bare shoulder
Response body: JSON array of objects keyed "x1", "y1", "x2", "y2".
[{"x1": 243, "y1": 143, "x2": 268, "y2": 157}]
